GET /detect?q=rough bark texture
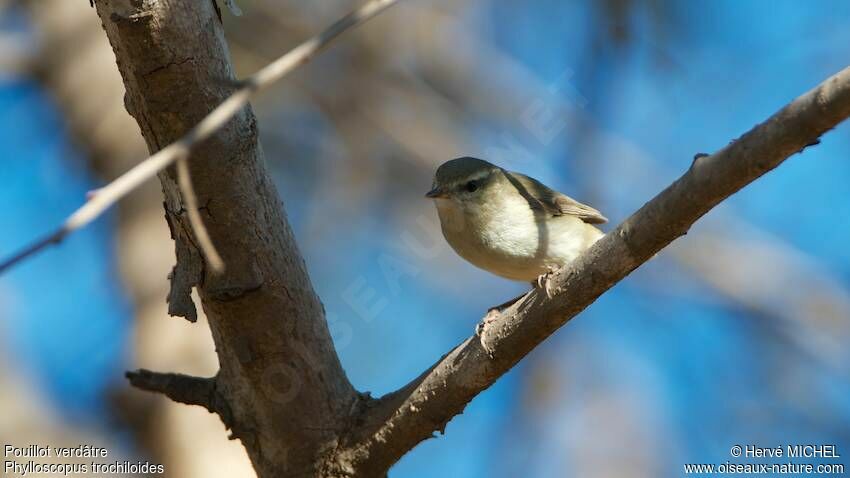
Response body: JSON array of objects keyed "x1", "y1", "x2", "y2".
[
  {"x1": 91, "y1": 0, "x2": 850, "y2": 476},
  {"x1": 23, "y1": 3, "x2": 256, "y2": 475},
  {"x1": 92, "y1": 1, "x2": 359, "y2": 476}
]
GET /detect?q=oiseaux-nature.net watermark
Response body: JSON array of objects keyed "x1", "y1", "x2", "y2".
[{"x1": 684, "y1": 444, "x2": 844, "y2": 475}]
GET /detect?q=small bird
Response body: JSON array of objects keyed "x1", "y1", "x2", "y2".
[{"x1": 426, "y1": 157, "x2": 607, "y2": 283}]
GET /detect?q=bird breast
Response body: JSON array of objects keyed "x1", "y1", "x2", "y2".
[{"x1": 435, "y1": 194, "x2": 601, "y2": 281}]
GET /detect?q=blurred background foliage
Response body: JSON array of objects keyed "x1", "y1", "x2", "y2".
[{"x1": 1, "y1": 0, "x2": 849, "y2": 476}]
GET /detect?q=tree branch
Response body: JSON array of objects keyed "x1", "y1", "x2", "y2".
[
  {"x1": 0, "y1": 0, "x2": 399, "y2": 275},
  {"x1": 126, "y1": 369, "x2": 218, "y2": 412},
  {"x1": 338, "y1": 66, "x2": 850, "y2": 474}
]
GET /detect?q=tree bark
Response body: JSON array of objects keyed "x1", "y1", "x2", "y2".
[
  {"x1": 23, "y1": 2, "x2": 256, "y2": 475},
  {"x1": 91, "y1": 0, "x2": 850, "y2": 476},
  {"x1": 92, "y1": 1, "x2": 359, "y2": 476}
]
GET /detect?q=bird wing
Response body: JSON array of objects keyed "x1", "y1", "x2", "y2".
[{"x1": 504, "y1": 171, "x2": 608, "y2": 224}]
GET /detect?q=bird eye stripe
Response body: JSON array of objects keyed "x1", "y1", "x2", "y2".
[{"x1": 465, "y1": 170, "x2": 492, "y2": 182}]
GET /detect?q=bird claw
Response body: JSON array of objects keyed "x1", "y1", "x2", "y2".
[
  {"x1": 535, "y1": 266, "x2": 559, "y2": 298},
  {"x1": 475, "y1": 309, "x2": 500, "y2": 358},
  {"x1": 476, "y1": 308, "x2": 500, "y2": 337}
]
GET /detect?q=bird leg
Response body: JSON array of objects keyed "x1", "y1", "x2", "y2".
[{"x1": 534, "y1": 265, "x2": 559, "y2": 298}]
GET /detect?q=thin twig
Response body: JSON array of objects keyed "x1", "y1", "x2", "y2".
[
  {"x1": 176, "y1": 156, "x2": 224, "y2": 273},
  {"x1": 0, "y1": 229, "x2": 67, "y2": 272},
  {"x1": 0, "y1": 0, "x2": 399, "y2": 274}
]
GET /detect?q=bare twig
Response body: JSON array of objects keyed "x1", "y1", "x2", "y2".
[
  {"x1": 339, "y1": 66, "x2": 850, "y2": 475},
  {"x1": 0, "y1": 0, "x2": 399, "y2": 274},
  {"x1": 0, "y1": 229, "x2": 67, "y2": 272},
  {"x1": 176, "y1": 157, "x2": 224, "y2": 273}
]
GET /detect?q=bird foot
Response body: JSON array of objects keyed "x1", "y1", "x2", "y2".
[
  {"x1": 475, "y1": 308, "x2": 501, "y2": 358},
  {"x1": 475, "y1": 308, "x2": 500, "y2": 337},
  {"x1": 534, "y1": 266, "x2": 559, "y2": 298}
]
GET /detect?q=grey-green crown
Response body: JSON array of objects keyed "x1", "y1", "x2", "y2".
[{"x1": 434, "y1": 157, "x2": 499, "y2": 186}]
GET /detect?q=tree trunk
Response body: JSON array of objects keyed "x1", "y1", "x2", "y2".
[
  {"x1": 23, "y1": 2, "x2": 256, "y2": 475},
  {"x1": 92, "y1": 1, "x2": 359, "y2": 475}
]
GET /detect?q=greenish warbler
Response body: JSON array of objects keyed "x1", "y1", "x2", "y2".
[{"x1": 426, "y1": 157, "x2": 607, "y2": 283}]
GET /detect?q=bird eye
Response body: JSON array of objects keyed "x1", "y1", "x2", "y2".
[{"x1": 464, "y1": 181, "x2": 478, "y2": 192}]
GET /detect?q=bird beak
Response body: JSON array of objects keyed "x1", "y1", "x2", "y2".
[{"x1": 425, "y1": 187, "x2": 447, "y2": 199}]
